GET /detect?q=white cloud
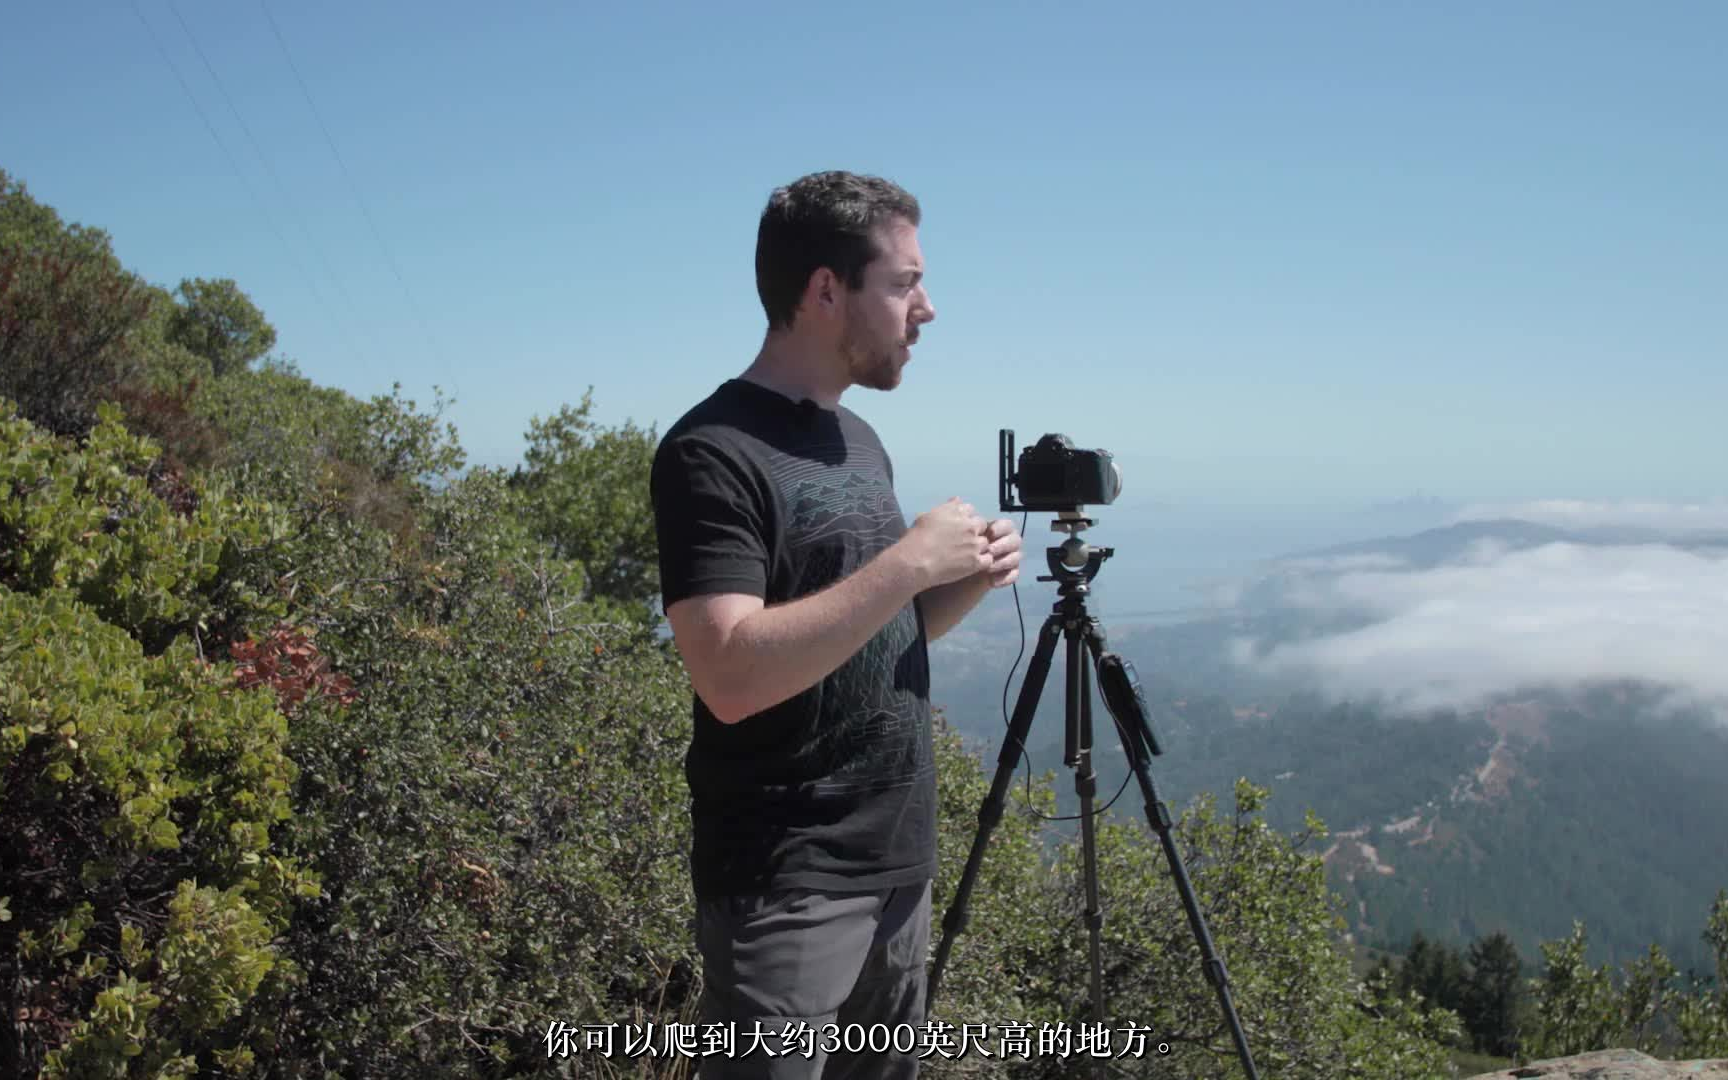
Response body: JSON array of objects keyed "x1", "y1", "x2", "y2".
[
  {"x1": 1230, "y1": 540, "x2": 1728, "y2": 718},
  {"x1": 1451, "y1": 499, "x2": 1728, "y2": 535}
]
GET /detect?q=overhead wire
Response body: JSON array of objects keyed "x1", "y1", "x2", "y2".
[
  {"x1": 256, "y1": 0, "x2": 459, "y2": 400},
  {"x1": 129, "y1": 0, "x2": 357, "y2": 369},
  {"x1": 166, "y1": 0, "x2": 380, "y2": 368}
]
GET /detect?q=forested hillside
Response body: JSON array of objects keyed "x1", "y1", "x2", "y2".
[
  {"x1": 3, "y1": 168, "x2": 1723, "y2": 1077},
  {"x1": 941, "y1": 604, "x2": 1728, "y2": 979}
]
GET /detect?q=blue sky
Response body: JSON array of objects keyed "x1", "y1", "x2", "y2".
[{"x1": 5, "y1": 1, "x2": 1724, "y2": 528}]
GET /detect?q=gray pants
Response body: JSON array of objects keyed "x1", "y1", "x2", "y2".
[{"x1": 695, "y1": 880, "x2": 932, "y2": 1079}]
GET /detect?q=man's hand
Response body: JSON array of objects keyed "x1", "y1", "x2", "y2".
[
  {"x1": 902, "y1": 498, "x2": 992, "y2": 589},
  {"x1": 912, "y1": 508, "x2": 1022, "y2": 641},
  {"x1": 981, "y1": 517, "x2": 1023, "y2": 588}
]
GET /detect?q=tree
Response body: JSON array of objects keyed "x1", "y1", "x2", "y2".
[
  {"x1": 0, "y1": 171, "x2": 230, "y2": 467},
  {"x1": 164, "y1": 277, "x2": 276, "y2": 379},
  {"x1": 509, "y1": 388, "x2": 660, "y2": 611},
  {"x1": 0, "y1": 170, "x2": 152, "y2": 438},
  {"x1": 1708, "y1": 889, "x2": 1728, "y2": 993},
  {"x1": 1398, "y1": 931, "x2": 1469, "y2": 1020},
  {"x1": 1464, "y1": 931, "x2": 1525, "y2": 1057}
]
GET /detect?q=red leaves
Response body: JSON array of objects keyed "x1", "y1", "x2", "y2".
[
  {"x1": 229, "y1": 623, "x2": 357, "y2": 715},
  {"x1": 145, "y1": 462, "x2": 199, "y2": 518}
]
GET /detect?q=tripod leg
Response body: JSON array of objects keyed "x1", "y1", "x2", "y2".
[
  {"x1": 1085, "y1": 622, "x2": 1261, "y2": 1080},
  {"x1": 926, "y1": 610, "x2": 1063, "y2": 1009},
  {"x1": 1070, "y1": 625, "x2": 1109, "y2": 1080}
]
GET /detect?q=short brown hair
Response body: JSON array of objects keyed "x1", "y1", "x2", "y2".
[{"x1": 754, "y1": 171, "x2": 921, "y2": 331}]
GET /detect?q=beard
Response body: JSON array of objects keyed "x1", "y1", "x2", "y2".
[{"x1": 840, "y1": 311, "x2": 907, "y2": 392}]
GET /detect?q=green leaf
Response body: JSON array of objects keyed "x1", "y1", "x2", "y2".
[{"x1": 148, "y1": 817, "x2": 181, "y2": 850}]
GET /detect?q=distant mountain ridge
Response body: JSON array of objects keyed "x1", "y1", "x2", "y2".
[
  {"x1": 1288, "y1": 518, "x2": 1574, "y2": 567},
  {"x1": 1283, "y1": 516, "x2": 1728, "y2": 570}
]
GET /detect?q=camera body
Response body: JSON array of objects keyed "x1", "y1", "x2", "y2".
[{"x1": 1000, "y1": 430, "x2": 1123, "y2": 513}]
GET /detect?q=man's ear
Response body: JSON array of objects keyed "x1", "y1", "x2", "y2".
[{"x1": 802, "y1": 267, "x2": 842, "y2": 321}]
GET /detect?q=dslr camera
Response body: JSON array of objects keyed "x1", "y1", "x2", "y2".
[{"x1": 999, "y1": 429, "x2": 1123, "y2": 513}]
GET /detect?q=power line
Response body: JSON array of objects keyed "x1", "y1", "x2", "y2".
[
  {"x1": 257, "y1": 0, "x2": 459, "y2": 400},
  {"x1": 128, "y1": 0, "x2": 355, "y2": 369},
  {"x1": 167, "y1": 0, "x2": 380, "y2": 368}
]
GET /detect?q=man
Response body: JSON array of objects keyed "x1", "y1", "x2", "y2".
[{"x1": 649, "y1": 170, "x2": 1022, "y2": 1078}]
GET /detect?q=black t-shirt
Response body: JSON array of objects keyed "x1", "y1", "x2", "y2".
[{"x1": 650, "y1": 378, "x2": 936, "y2": 898}]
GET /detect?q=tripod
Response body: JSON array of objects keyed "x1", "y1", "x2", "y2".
[{"x1": 927, "y1": 515, "x2": 1259, "y2": 1079}]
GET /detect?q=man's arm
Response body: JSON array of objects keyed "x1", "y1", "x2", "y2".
[
  {"x1": 667, "y1": 499, "x2": 992, "y2": 724},
  {"x1": 668, "y1": 547, "x2": 924, "y2": 724},
  {"x1": 919, "y1": 574, "x2": 992, "y2": 642}
]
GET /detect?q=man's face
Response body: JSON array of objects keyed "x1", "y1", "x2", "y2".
[{"x1": 839, "y1": 217, "x2": 935, "y2": 392}]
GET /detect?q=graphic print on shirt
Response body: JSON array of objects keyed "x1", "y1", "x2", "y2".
[{"x1": 768, "y1": 440, "x2": 931, "y2": 795}]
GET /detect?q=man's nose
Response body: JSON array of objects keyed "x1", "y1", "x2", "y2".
[{"x1": 915, "y1": 285, "x2": 936, "y2": 324}]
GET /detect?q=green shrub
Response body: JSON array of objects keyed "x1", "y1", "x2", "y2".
[
  {"x1": 0, "y1": 401, "x2": 291, "y2": 654},
  {"x1": 1525, "y1": 900, "x2": 1728, "y2": 1061},
  {"x1": 263, "y1": 464, "x2": 697, "y2": 1075},
  {"x1": 923, "y1": 768, "x2": 1458, "y2": 1078},
  {"x1": 0, "y1": 405, "x2": 318, "y2": 1076}
]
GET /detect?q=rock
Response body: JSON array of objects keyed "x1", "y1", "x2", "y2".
[{"x1": 1466, "y1": 1048, "x2": 1728, "y2": 1079}]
